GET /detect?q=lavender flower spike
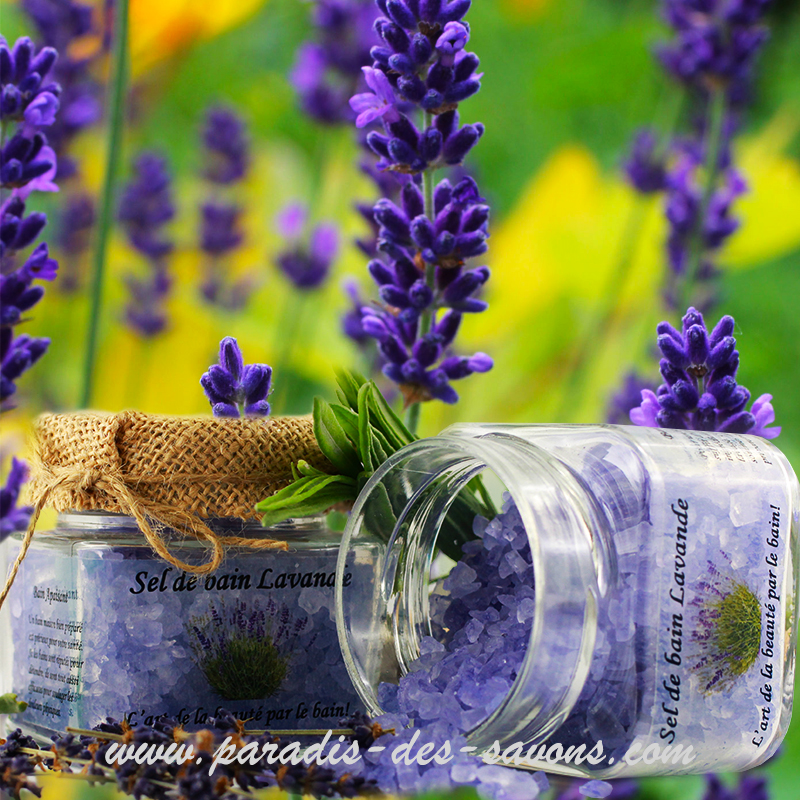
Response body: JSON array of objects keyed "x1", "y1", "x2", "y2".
[
  {"x1": 0, "y1": 36, "x2": 61, "y2": 127},
  {"x1": 202, "y1": 105, "x2": 249, "y2": 184},
  {"x1": 0, "y1": 457, "x2": 33, "y2": 542},
  {"x1": 630, "y1": 307, "x2": 780, "y2": 438},
  {"x1": 201, "y1": 336, "x2": 272, "y2": 418}
]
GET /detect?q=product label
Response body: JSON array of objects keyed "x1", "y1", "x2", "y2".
[{"x1": 645, "y1": 429, "x2": 792, "y2": 772}]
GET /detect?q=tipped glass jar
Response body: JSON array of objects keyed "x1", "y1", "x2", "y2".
[
  {"x1": 336, "y1": 424, "x2": 799, "y2": 777},
  {"x1": 1, "y1": 514, "x2": 383, "y2": 742}
]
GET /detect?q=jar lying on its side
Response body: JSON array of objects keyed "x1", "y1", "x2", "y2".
[{"x1": 335, "y1": 424, "x2": 800, "y2": 778}]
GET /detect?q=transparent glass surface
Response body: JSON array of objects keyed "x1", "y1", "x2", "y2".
[
  {"x1": 336, "y1": 424, "x2": 800, "y2": 777},
  {"x1": 2, "y1": 512, "x2": 384, "y2": 742}
]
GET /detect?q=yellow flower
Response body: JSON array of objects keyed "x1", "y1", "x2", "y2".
[{"x1": 129, "y1": 0, "x2": 268, "y2": 76}]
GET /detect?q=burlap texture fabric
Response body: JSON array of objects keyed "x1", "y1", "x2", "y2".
[
  {"x1": 28, "y1": 411, "x2": 327, "y2": 519},
  {"x1": 0, "y1": 411, "x2": 328, "y2": 608}
]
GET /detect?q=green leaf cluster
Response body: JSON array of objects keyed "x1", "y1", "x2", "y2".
[{"x1": 255, "y1": 370, "x2": 416, "y2": 527}]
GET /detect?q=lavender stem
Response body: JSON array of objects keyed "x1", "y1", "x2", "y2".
[
  {"x1": 79, "y1": 0, "x2": 129, "y2": 408},
  {"x1": 680, "y1": 87, "x2": 726, "y2": 311},
  {"x1": 405, "y1": 110, "x2": 436, "y2": 434}
]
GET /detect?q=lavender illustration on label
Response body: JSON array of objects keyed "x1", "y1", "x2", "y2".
[
  {"x1": 689, "y1": 559, "x2": 762, "y2": 695},
  {"x1": 187, "y1": 598, "x2": 309, "y2": 701}
]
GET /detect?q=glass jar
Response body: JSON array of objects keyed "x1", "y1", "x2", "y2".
[
  {"x1": 335, "y1": 424, "x2": 799, "y2": 777},
  {"x1": 1, "y1": 512, "x2": 384, "y2": 742}
]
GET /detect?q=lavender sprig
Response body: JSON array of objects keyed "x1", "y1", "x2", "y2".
[
  {"x1": 1, "y1": 35, "x2": 63, "y2": 538},
  {"x1": 117, "y1": 152, "x2": 174, "y2": 336},
  {"x1": 630, "y1": 307, "x2": 779, "y2": 438},
  {"x1": 22, "y1": 0, "x2": 102, "y2": 300},
  {"x1": 201, "y1": 336, "x2": 272, "y2": 418},
  {"x1": 22, "y1": 0, "x2": 102, "y2": 181},
  {"x1": 347, "y1": 0, "x2": 492, "y2": 426},
  {"x1": 0, "y1": 458, "x2": 33, "y2": 544},
  {"x1": 197, "y1": 105, "x2": 255, "y2": 311},
  {"x1": 291, "y1": 0, "x2": 380, "y2": 124},
  {"x1": 623, "y1": 0, "x2": 773, "y2": 311}
]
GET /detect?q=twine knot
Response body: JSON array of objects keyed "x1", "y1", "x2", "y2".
[{"x1": 0, "y1": 411, "x2": 330, "y2": 611}]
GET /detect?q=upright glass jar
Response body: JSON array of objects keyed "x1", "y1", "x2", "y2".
[
  {"x1": 1, "y1": 513, "x2": 383, "y2": 742},
  {"x1": 0, "y1": 410, "x2": 385, "y2": 742},
  {"x1": 336, "y1": 424, "x2": 799, "y2": 777}
]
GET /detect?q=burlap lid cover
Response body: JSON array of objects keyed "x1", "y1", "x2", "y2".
[
  {"x1": 0, "y1": 412, "x2": 329, "y2": 608},
  {"x1": 28, "y1": 411, "x2": 327, "y2": 520}
]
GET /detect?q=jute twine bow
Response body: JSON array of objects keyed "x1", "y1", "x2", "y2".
[{"x1": 0, "y1": 411, "x2": 329, "y2": 610}]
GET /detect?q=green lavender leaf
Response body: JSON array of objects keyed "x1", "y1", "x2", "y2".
[
  {"x1": 0, "y1": 693, "x2": 27, "y2": 714},
  {"x1": 330, "y1": 404, "x2": 361, "y2": 453},
  {"x1": 334, "y1": 368, "x2": 367, "y2": 410},
  {"x1": 313, "y1": 396, "x2": 362, "y2": 476},
  {"x1": 256, "y1": 474, "x2": 357, "y2": 527},
  {"x1": 367, "y1": 382, "x2": 415, "y2": 450},
  {"x1": 357, "y1": 382, "x2": 374, "y2": 473}
]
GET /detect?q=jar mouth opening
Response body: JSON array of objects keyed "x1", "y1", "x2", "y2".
[{"x1": 335, "y1": 433, "x2": 600, "y2": 750}]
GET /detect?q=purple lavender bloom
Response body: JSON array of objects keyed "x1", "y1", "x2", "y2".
[
  {"x1": 201, "y1": 336, "x2": 272, "y2": 417},
  {"x1": 199, "y1": 201, "x2": 242, "y2": 256},
  {"x1": 123, "y1": 268, "x2": 171, "y2": 337},
  {"x1": 0, "y1": 36, "x2": 61, "y2": 126},
  {"x1": 361, "y1": 305, "x2": 491, "y2": 404},
  {"x1": 0, "y1": 36, "x2": 62, "y2": 408},
  {"x1": 607, "y1": 372, "x2": 657, "y2": 426},
  {"x1": 659, "y1": 0, "x2": 772, "y2": 103},
  {"x1": 350, "y1": 0, "x2": 484, "y2": 175},
  {"x1": 22, "y1": 0, "x2": 102, "y2": 181},
  {"x1": 202, "y1": 106, "x2": 249, "y2": 185},
  {"x1": 274, "y1": 204, "x2": 339, "y2": 290},
  {"x1": 0, "y1": 196, "x2": 48, "y2": 261},
  {"x1": 341, "y1": 278, "x2": 371, "y2": 345},
  {"x1": 375, "y1": 175, "x2": 489, "y2": 270},
  {"x1": 118, "y1": 152, "x2": 174, "y2": 336},
  {"x1": 630, "y1": 307, "x2": 780, "y2": 438},
  {"x1": 291, "y1": 0, "x2": 381, "y2": 124},
  {"x1": 350, "y1": 66, "x2": 401, "y2": 128},
  {"x1": 23, "y1": 0, "x2": 94, "y2": 53},
  {"x1": 365, "y1": 106, "x2": 484, "y2": 174},
  {"x1": 0, "y1": 131, "x2": 59, "y2": 197},
  {"x1": 662, "y1": 151, "x2": 746, "y2": 310},
  {"x1": 118, "y1": 152, "x2": 175, "y2": 261},
  {"x1": 0, "y1": 457, "x2": 33, "y2": 541},
  {"x1": 1, "y1": 328, "x2": 50, "y2": 404},
  {"x1": 0, "y1": 202, "x2": 59, "y2": 378},
  {"x1": 346, "y1": 0, "x2": 490, "y2": 409},
  {"x1": 624, "y1": 128, "x2": 667, "y2": 194},
  {"x1": 198, "y1": 104, "x2": 257, "y2": 310}
]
